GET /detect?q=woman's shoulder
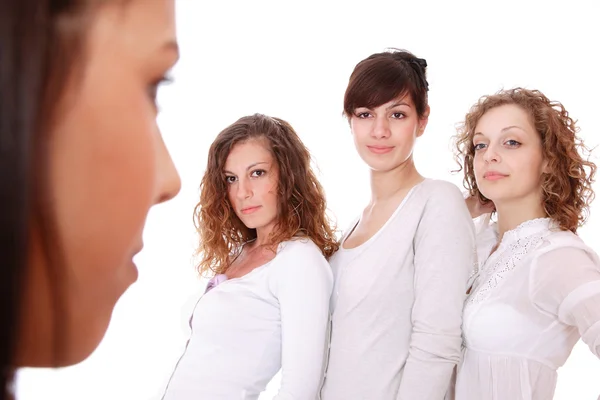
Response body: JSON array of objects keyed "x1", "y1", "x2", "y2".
[
  {"x1": 418, "y1": 178, "x2": 464, "y2": 198},
  {"x1": 276, "y1": 237, "x2": 329, "y2": 263},
  {"x1": 269, "y1": 238, "x2": 333, "y2": 282},
  {"x1": 539, "y1": 229, "x2": 598, "y2": 258},
  {"x1": 414, "y1": 179, "x2": 471, "y2": 219}
]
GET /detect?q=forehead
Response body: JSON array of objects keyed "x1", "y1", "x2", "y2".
[
  {"x1": 367, "y1": 93, "x2": 415, "y2": 110},
  {"x1": 95, "y1": 0, "x2": 176, "y2": 56},
  {"x1": 381, "y1": 93, "x2": 415, "y2": 108},
  {"x1": 475, "y1": 104, "x2": 534, "y2": 133},
  {"x1": 224, "y1": 139, "x2": 273, "y2": 168}
]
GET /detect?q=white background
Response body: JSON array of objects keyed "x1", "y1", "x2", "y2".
[{"x1": 16, "y1": 0, "x2": 600, "y2": 399}]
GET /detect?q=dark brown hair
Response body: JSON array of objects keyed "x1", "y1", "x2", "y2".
[
  {"x1": 1, "y1": 1, "x2": 98, "y2": 397},
  {"x1": 193, "y1": 114, "x2": 339, "y2": 277},
  {"x1": 454, "y1": 87, "x2": 596, "y2": 232},
  {"x1": 343, "y1": 48, "x2": 429, "y2": 119}
]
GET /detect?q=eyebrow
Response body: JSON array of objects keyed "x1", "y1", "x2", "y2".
[
  {"x1": 501, "y1": 125, "x2": 526, "y2": 133},
  {"x1": 223, "y1": 162, "x2": 269, "y2": 175},
  {"x1": 385, "y1": 101, "x2": 411, "y2": 110},
  {"x1": 474, "y1": 125, "x2": 527, "y2": 137}
]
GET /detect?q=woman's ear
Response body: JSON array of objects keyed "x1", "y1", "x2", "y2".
[
  {"x1": 417, "y1": 105, "x2": 430, "y2": 137},
  {"x1": 542, "y1": 158, "x2": 550, "y2": 174}
]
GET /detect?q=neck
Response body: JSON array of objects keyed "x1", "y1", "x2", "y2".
[
  {"x1": 369, "y1": 157, "x2": 423, "y2": 203},
  {"x1": 253, "y1": 222, "x2": 277, "y2": 249},
  {"x1": 495, "y1": 196, "x2": 547, "y2": 239}
]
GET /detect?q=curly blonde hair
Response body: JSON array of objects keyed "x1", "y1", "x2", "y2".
[
  {"x1": 454, "y1": 87, "x2": 596, "y2": 233},
  {"x1": 193, "y1": 114, "x2": 339, "y2": 277}
]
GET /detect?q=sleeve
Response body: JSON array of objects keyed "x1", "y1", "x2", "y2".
[
  {"x1": 396, "y1": 182, "x2": 476, "y2": 400},
  {"x1": 530, "y1": 246, "x2": 600, "y2": 357},
  {"x1": 269, "y1": 242, "x2": 334, "y2": 400}
]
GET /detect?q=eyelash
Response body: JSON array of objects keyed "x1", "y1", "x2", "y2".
[
  {"x1": 473, "y1": 140, "x2": 522, "y2": 151},
  {"x1": 225, "y1": 169, "x2": 267, "y2": 184},
  {"x1": 148, "y1": 74, "x2": 174, "y2": 108},
  {"x1": 354, "y1": 111, "x2": 405, "y2": 119}
]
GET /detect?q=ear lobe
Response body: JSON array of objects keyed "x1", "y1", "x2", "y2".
[{"x1": 542, "y1": 158, "x2": 550, "y2": 174}]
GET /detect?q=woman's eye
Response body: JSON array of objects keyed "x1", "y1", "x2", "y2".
[
  {"x1": 391, "y1": 112, "x2": 405, "y2": 119},
  {"x1": 505, "y1": 139, "x2": 521, "y2": 147},
  {"x1": 225, "y1": 176, "x2": 236, "y2": 184},
  {"x1": 473, "y1": 143, "x2": 486, "y2": 151},
  {"x1": 355, "y1": 112, "x2": 371, "y2": 119},
  {"x1": 251, "y1": 170, "x2": 265, "y2": 177},
  {"x1": 148, "y1": 74, "x2": 173, "y2": 107}
]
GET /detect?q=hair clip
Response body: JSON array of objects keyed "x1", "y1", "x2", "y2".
[
  {"x1": 409, "y1": 58, "x2": 427, "y2": 69},
  {"x1": 407, "y1": 58, "x2": 429, "y2": 91}
]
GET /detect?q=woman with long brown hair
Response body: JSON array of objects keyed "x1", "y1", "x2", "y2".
[
  {"x1": 162, "y1": 114, "x2": 338, "y2": 399},
  {"x1": 455, "y1": 88, "x2": 599, "y2": 399},
  {"x1": 1, "y1": 1, "x2": 181, "y2": 399}
]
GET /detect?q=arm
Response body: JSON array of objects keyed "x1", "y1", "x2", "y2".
[
  {"x1": 464, "y1": 193, "x2": 495, "y2": 219},
  {"x1": 396, "y1": 183, "x2": 476, "y2": 400},
  {"x1": 270, "y1": 242, "x2": 333, "y2": 400},
  {"x1": 531, "y1": 246, "x2": 600, "y2": 357}
]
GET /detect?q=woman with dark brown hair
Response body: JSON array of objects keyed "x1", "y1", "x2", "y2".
[
  {"x1": 1, "y1": 1, "x2": 180, "y2": 399},
  {"x1": 455, "y1": 88, "x2": 599, "y2": 399},
  {"x1": 161, "y1": 114, "x2": 338, "y2": 399},
  {"x1": 320, "y1": 49, "x2": 476, "y2": 400}
]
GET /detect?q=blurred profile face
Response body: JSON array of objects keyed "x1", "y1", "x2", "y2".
[
  {"x1": 19, "y1": 0, "x2": 181, "y2": 367},
  {"x1": 349, "y1": 94, "x2": 429, "y2": 172},
  {"x1": 472, "y1": 104, "x2": 547, "y2": 207},
  {"x1": 224, "y1": 138, "x2": 279, "y2": 239}
]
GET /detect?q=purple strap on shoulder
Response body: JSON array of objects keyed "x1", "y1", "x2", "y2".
[{"x1": 205, "y1": 273, "x2": 228, "y2": 293}]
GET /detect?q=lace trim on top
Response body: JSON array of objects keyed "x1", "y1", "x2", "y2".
[{"x1": 467, "y1": 218, "x2": 552, "y2": 306}]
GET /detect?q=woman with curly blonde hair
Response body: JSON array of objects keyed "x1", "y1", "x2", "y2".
[
  {"x1": 454, "y1": 88, "x2": 600, "y2": 400},
  {"x1": 162, "y1": 113, "x2": 338, "y2": 400}
]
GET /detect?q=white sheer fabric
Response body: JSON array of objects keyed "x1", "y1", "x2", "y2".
[{"x1": 455, "y1": 217, "x2": 600, "y2": 400}]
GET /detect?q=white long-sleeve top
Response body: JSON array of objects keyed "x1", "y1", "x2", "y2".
[
  {"x1": 320, "y1": 179, "x2": 476, "y2": 400},
  {"x1": 162, "y1": 238, "x2": 333, "y2": 400},
  {"x1": 455, "y1": 217, "x2": 600, "y2": 400}
]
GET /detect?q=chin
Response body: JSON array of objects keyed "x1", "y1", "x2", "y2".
[
  {"x1": 59, "y1": 317, "x2": 112, "y2": 367},
  {"x1": 360, "y1": 158, "x2": 392, "y2": 171},
  {"x1": 478, "y1": 188, "x2": 508, "y2": 205},
  {"x1": 239, "y1": 219, "x2": 257, "y2": 230},
  {"x1": 370, "y1": 163, "x2": 402, "y2": 173}
]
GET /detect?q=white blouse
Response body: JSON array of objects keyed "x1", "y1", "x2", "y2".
[
  {"x1": 161, "y1": 239, "x2": 333, "y2": 400},
  {"x1": 455, "y1": 217, "x2": 600, "y2": 400},
  {"x1": 320, "y1": 179, "x2": 476, "y2": 400}
]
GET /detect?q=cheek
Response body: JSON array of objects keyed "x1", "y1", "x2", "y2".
[
  {"x1": 50, "y1": 67, "x2": 157, "y2": 316},
  {"x1": 393, "y1": 120, "x2": 418, "y2": 137},
  {"x1": 473, "y1": 154, "x2": 484, "y2": 175},
  {"x1": 351, "y1": 121, "x2": 370, "y2": 144},
  {"x1": 520, "y1": 154, "x2": 546, "y2": 186},
  {"x1": 261, "y1": 178, "x2": 279, "y2": 210},
  {"x1": 227, "y1": 186, "x2": 236, "y2": 207}
]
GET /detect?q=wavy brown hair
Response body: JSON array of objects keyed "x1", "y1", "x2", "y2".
[
  {"x1": 454, "y1": 87, "x2": 596, "y2": 233},
  {"x1": 193, "y1": 114, "x2": 339, "y2": 277}
]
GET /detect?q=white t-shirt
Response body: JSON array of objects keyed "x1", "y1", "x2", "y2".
[
  {"x1": 320, "y1": 179, "x2": 476, "y2": 400},
  {"x1": 162, "y1": 238, "x2": 333, "y2": 400},
  {"x1": 454, "y1": 217, "x2": 600, "y2": 400}
]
